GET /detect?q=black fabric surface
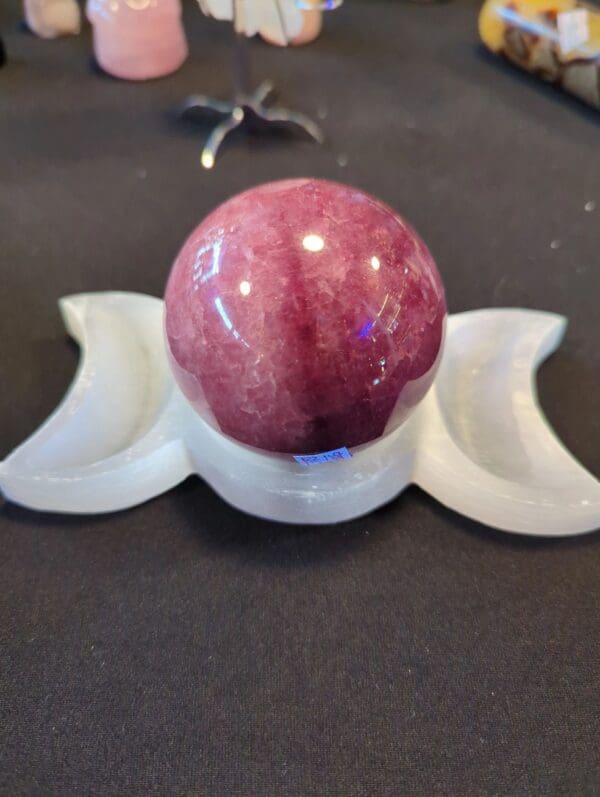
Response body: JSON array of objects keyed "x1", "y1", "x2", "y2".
[{"x1": 1, "y1": 1, "x2": 599, "y2": 794}]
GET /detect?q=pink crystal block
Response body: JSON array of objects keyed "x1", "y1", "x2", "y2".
[
  {"x1": 87, "y1": 0, "x2": 188, "y2": 81},
  {"x1": 165, "y1": 179, "x2": 446, "y2": 455}
]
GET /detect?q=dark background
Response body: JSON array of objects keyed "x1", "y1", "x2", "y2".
[{"x1": 1, "y1": 1, "x2": 599, "y2": 794}]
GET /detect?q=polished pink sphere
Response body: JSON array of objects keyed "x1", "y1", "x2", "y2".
[{"x1": 165, "y1": 179, "x2": 446, "y2": 454}]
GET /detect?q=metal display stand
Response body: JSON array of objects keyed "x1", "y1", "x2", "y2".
[{"x1": 182, "y1": 0, "x2": 339, "y2": 168}]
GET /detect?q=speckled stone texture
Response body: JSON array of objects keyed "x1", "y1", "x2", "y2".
[{"x1": 165, "y1": 179, "x2": 446, "y2": 454}]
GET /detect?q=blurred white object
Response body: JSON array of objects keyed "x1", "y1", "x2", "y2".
[
  {"x1": 199, "y1": 0, "x2": 312, "y2": 46},
  {"x1": 1, "y1": 293, "x2": 599, "y2": 535},
  {"x1": 262, "y1": 2, "x2": 324, "y2": 47},
  {"x1": 24, "y1": 0, "x2": 81, "y2": 38}
]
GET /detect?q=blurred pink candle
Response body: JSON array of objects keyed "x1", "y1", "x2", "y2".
[{"x1": 87, "y1": 0, "x2": 188, "y2": 81}]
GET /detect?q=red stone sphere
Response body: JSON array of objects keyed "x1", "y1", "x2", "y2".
[{"x1": 165, "y1": 179, "x2": 446, "y2": 455}]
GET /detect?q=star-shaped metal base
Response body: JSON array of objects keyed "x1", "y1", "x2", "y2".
[{"x1": 181, "y1": 80, "x2": 323, "y2": 169}]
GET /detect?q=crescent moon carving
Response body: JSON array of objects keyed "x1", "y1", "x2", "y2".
[
  {"x1": 413, "y1": 309, "x2": 600, "y2": 536},
  {"x1": 0, "y1": 293, "x2": 194, "y2": 514},
  {"x1": 1, "y1": 293, "x2": 598, "y2": 535}
]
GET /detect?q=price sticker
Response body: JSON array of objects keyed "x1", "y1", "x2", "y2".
[{"x1": 293, "y1": 447, "x2": 352, "y2": 466}]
